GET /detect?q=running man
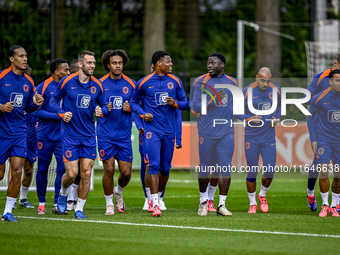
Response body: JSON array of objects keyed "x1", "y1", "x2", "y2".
[
  {"x1": 192, "y1": 52, "x2": 237, "y2": 216},
  {"x1": 236, "y1": 67, "x2": 281, "y2": 213},
  {"x1": 34, "y1": 59, "x2": 70, "y2": 215},
  {"x1": 306, "y1": 53, "x2": 340, "y2": 212},
  {"x1": 50, "y1": 50, "x2": 111, "y2": 219},
  {"x1": 0, "y1": 45, "x2": 44, "y2": 221},
  {"x1": 131, "y1": 50, "x2": 188, "y2": 217},
  {"x1": 307, "y1": 68, "x2": 340, "y2": 217},
  {"x1": 98, "y1": 49, "x2": 136, "y2": 215}
]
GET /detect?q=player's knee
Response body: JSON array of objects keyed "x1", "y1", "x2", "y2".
[
  {"x1": 263, "y1": 172, "x2": 274, "y2": 180},
  {"x1": 159, "y1": 169, "x2": 170, "y2": 177}
]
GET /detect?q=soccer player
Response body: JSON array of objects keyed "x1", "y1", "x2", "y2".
[
  {"x1": 98, "y1": 49, "x2": 136, "y2": 215},
  {"x1": 34, "y1": 59, "x2": 70, "y2": 215},
  {"x1": 306, "y1": 54, "x2": 340, "y2": 212},
  {"x1": 307, "y1": 68, "x2": 340, "y2": 217},
  {"x1": 236, "y1": 67, "x2": 281, "y2": 214},
  {"x1": 66, "y1": 59, "x2": 80, "y2": 211},
  {"x1": 131, "y1": 51, "x2": 188, "y2": 217},
  {"x1": 0, "y1": 45, "x2": 44, "y2": 221},
  {"x1": 50, "y1": 50, "x2": 111, "y2": 219},
  {"x1": 192, "y1": 53, "x2": 237, "y2": 216}
]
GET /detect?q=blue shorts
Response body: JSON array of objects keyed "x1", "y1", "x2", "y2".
[
  {"x1": 98, "y1": 138, "x2": 133, "y2": 162},
  {"x1": 139, "y1": 134, "x2": 148, "y2": 164},
  {"x1": 26, "y1": 138, "x2": 37, "y2": 164},
  {"x1": 62, "y1": 136, "x2": 96, "y2": 162},
  {"x1": 198, "y1": 134, "x2": 234, "y2": 177},
  {"x1": 145, "y1": 131, "x2": 175, "y2": 176},
  {"x1": 316, "y1": 139, "x2": 340, "y2": 164},
  {"x1": 245, "y1": 138, "x2": 276, "y2": 181},
  {"x1": 0, "y1": 136, "x2": 27, "y2": 165}
]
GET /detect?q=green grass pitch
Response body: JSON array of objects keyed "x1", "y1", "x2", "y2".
[{"x1": 0, "y1": 170, "x2": 339, "y2": 255}]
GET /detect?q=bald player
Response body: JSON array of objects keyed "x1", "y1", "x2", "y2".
[{"x1": 236, "y1": 67, "x2": 281, "y2": 214}]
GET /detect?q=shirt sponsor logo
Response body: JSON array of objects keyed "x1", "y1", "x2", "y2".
[
  {"x1": 328, "y1": 110, "x2": 340, "y2": 122},
  {"x1": 110, "y1": 96, "x2": 123, "y2": 109},
  {"x1": 258, "y1": 102, "x2": 271, "y2": 111},
  {"x1": 10, "y1": 92, "x2": 24, "y2": 107},
  {"x1": 217, "y1": 94, "x2": 228, "y2": 107},
  {"x1": 155, "y1": 92, "x2": 168, "y2": 105},
  {"x1": 76, "y1": 94, "x2": 91, "y2": 108}
]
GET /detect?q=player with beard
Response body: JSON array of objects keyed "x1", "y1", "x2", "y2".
[
  {"x1": 0, "y1": 45, "x2": 44, "y2": 221},
  {"x1": 50, "y1": 51, "x2": 111, "y2": 219},
  {"x1": 131, "y1": 51, "x2": 188, "y2": 217}
]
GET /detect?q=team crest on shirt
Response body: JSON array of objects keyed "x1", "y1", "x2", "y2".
[
  {"x1": 246, "y1": 142, "x2": 250, "y2": 149},
  {"x1": 110, "y1": 96, "x2": 123, "y2": 109},
  {"x1": 65, "y1": 150, "x2": 72, "y2": 158},
  {"x1": 123, "y1": 87, "x2": 129, "y2": 94},
  {"x1": 155, "y1": 92, "x2": 168, "y2": 105},
  {"x1": 269, "y1": 92, "x2": 273, "y2": 99},
  {"x1": 23, "y1": 84, "x2": 29, "y2": 92},
  {"x1": 200, "y1": 137, "x2": 204, "y2": 144},
  {"x1": 10, "y1": 92, "x2": 23, "y2": 107},
  {"x1": 76, "y1": 94, "x2": 91, "y2": 108},
  {"x1": 167, "y1": 82, "x2": 174, "y2": 90},
  {"x1": 328, "y1": 110, "x2": 340, "y2": 122},
  {"x1": 146, "y1": 132, "x2": 152, "y2": 139},
  {"x1": 318, "y1": 148, "x2": 324, "y2": 155},
  {"x1": 91, "y1": 86, "x2": 96, "y2": 94},
  {"x1": 38, "y1": 142, "x2": 43, "y2": 150},
  {"x1": 258, "y1": 102, "x2": 271, "y2": 111}
]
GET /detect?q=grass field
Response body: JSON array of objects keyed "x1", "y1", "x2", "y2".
[{"x1": 0, "y1": 170, "x2": 339, "y2": 255}]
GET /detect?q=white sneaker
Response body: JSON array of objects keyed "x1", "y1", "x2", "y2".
[
  {"x1": 217, "y1": 205, "x2": 232, "y2": 216},
  {"x1": 114, "y1": 187, "x2": 125, "y2": 213},
  {"x1": 67, "y1": 201, "x2": 74, "y2": 211},
  {"x1": 198, "y1": 201, "x2": 208, "y2": 216},
  {"x1": 159, "y1": 200, "x2": 167, "y2": 210},
  {"x1": 143, "y1": 198, "x2": 149, "y2": 210},
  {"x1": 105, "y1": 205, "x2": 115, "y2": 215}
]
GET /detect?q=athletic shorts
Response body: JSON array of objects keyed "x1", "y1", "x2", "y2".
[
  {"x1": 198, "y1": 134, "x2": 234, "y2": 177},
  {"x1": 245, "y1": 138, "x2": 276, "y2": 180},
  {"x1": 0, "y1": 136, "x2": 27, "y2": 165},
  {"x1": 26, "y1": 138, "x2": 37, "y2": 163},
  {"x1": 315, "y1": 139, "x2": 340, "y2": 164},
  {"x1": 62, "y1": 136, "x2": 96, "y2": 162},
  {"x1": 144, "y1": 131, "x2": 175, "y2": 176},
  {"x1": 98, "y1": 137, "x2": 133, "y2": 162}
]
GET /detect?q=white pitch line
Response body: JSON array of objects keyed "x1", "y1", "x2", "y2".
[{"x1": 16, "y1": 216, "x2": 340, "y2": 239}]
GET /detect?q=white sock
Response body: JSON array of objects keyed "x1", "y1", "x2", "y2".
[
  {"x1": 20, "y1": 186, "x2": 29, "y2": 200},
  {"x1": 145, "y1": 187, "x2": 151, "y2": 202},
  {"x1": 320, "y1": 191, "x2": 329, "y2": 206},
  {"x1": 67, "y1": 185, "x2": 74, "y2": 201},
  {"x1": 331, "y1": 192, "x2": 339, "y2": 208},
  {"x1": 219, "y1": 195, "x2": 227, "y2": 207},
  {"x1": 72, "y1": 184, "x2": 79, "y2": 201},
  {"x1": 3, "y1": 196, "x2": 16, "y2": 215},
  {"x1": 200, "y1": 192, "x2": 207, "y2": 204},
  {"x1": 75, "y1": 198, "x2": 86, "y2": 212},
  {"x1": 60, "y1": 186, "x2": 68, "y2": 197},
  {"x1": 259, "y1": 184, "x2": 269, "y2": 197},
  {"x1": 151, "y1": 193, "x2": 159, "y2": 207},
  {"x1": 115, "y1": 184, "x2": 124, "y2": 195},
  {"x1": 208, "y1": 185, "x2": 217, "y2": 201},
  {"x1": 248, "y1": 191, "x2": 257, "y2": 206},
  {"x1": 158, "y1": 192, "x2": 163, "y2": 201},
  {"x1": 205, "y1": 183, "x2": 210, "y2": 198},
  {"x1": 105, "y1": 194, "x2": 113, "y2": 206},
  {"x1": 39, "y1": 202, "x2": 46, "y2": 206},
  {"x1": 307, "y1": 188, "x2": 314, "y2": 197}
]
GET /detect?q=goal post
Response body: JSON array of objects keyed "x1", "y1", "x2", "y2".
[{"x1": 0, "y1": 156, "x2": 94, "y2": 192}]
